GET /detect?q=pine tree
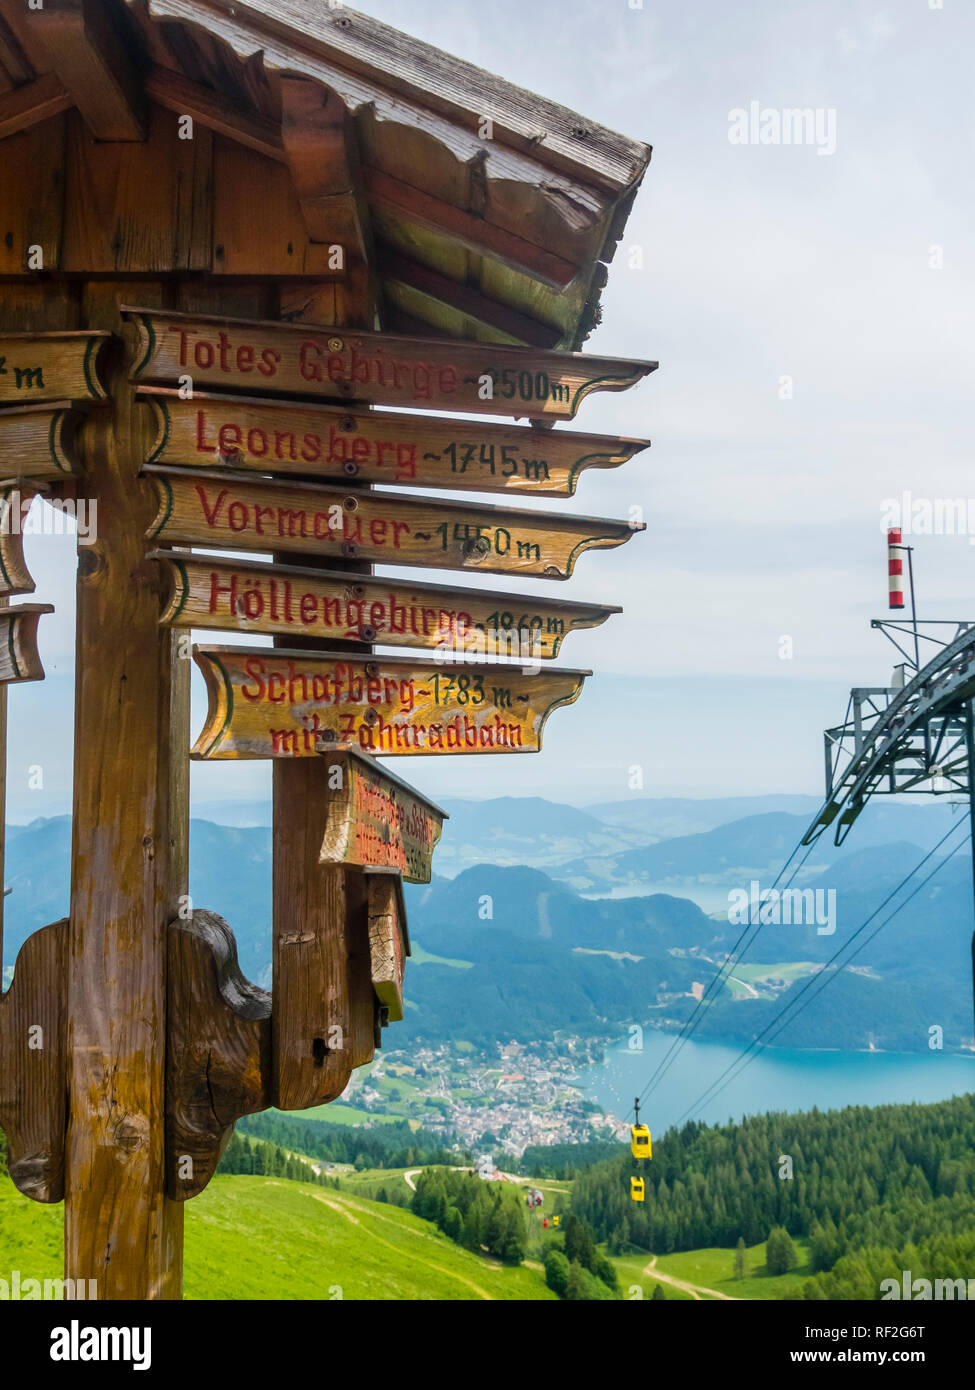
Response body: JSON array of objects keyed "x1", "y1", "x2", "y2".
[{"x1": 734, "y1": 1236, "x2": 747, "y2": 1279}]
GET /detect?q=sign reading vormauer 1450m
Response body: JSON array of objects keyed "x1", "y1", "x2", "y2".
[{"x1": 126, "y1": 307, "x2": 657, "y2": 421}]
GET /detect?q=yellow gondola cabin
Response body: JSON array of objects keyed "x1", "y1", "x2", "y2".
[
  {"x1": 631, "y1": 1124, "x2": 652, "y2": 1159},
  {"x1": 631, "y1": 1176, "x2": 645, "y2": 1202}
]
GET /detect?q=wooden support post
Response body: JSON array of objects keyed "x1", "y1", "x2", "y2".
[
  {"x1": 272, "y1": 129, "x2": 377, "y2": 1105},
  {"x1": 64, "y1": 297, "x2": 188, "y2": 1299}
]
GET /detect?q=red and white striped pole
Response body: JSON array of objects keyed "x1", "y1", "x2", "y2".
[{"x1": 887, "y1": 528, "x2": 905, "y2": 610}]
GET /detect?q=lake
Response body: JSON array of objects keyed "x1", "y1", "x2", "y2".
[{"x1": 576, "y1": 1030, "x2": 975, "y2": 1133}]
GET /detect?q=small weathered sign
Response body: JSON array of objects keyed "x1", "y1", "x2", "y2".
[
  {"x1": 191, "y1": 646, "x2": 589, "y2": 759},
  {"x1": 125, "y1": 307, "x2": 656, "y2": 422},
  {"x1": 366, "y1": 870, "x2": 410, "y2": 1025},
  {"x1": 0, "y1": 603, "x2": 54, "y2": 682},
  {"x1": 319, "y1": 746, "x2": 446, "y2": 883},
  {"x1": 138, "y1": 386, "x2": 650, "y2": 497},
  {"x1": 145, "y1": 466, "x2": 641, "y2": 581},
  {"x1": 0, "y1": 484, "x2": 42, "y2": 596},
  {"x1": 151, "y1": 551, "x2": 619, "y2": 660},
  {"x1": 0, "y1": 401, "x2": 79, "y2": 478},
  {"x1": 0, "y1": 333, "x2": 108, "y2": 404}
]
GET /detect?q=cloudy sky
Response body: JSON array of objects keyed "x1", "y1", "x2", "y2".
[{"x1": 9, "y1": 0, "x2": 974, "y2": 816}]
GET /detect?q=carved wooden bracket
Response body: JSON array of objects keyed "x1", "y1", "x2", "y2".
[
  {"x1": 165, "y1": 910, "x2": 271, "y2": 1202},
  {"x1": 0, "y1": 920, "x2": 67, "y2": 1203}
]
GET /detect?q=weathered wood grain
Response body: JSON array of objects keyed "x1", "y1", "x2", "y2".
[
  {"x1": 0, "y1": 920, "x2": 68, "y2": 1203},
  {"x1": 0, "y1": 400, "x2": 81, "y2": 477},
  {"x1": 32, "y1": 0, "x2": 145, "y2": 142},
  {"x1": 0, "y1": 331, "x2": 108, "y2": 403},
  {"x1": 166, "y1": 909, "x2": 271, "y2": 1202},
  {"x1": 124, "y1": 306, "x2": 656, "y2": 420},
  {"x1": 191, "y1": 644, "x2": 589, "y2": 759},
  {"x1": 0, "y1": 603, "x2": 54, "y2": 682},
  {"x1": 138, "y1": 385, "x2": 649, "y2": 496},
  {"x1": 318, "y1": 747, "x2": 446, "y2": 884},
  {"x1": 151, "y1": 550, "x2": 619, "y2": 660},
  {"x1": 144, "y1": 466, "x2": 642, "y2": 581},
  {"x1": 65, "y1": 285, "x2": 186, "y2": 1301},
  {"x1": 365, "y1": 871, "x2": 409, "y2": 1026},
  {"x1": 0, "y1": 72, "x2": 73, "y2": 141}
]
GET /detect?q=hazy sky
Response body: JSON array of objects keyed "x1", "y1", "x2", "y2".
[{"x1": 9, "y1": 0, "x2": 975, "y2": 815}]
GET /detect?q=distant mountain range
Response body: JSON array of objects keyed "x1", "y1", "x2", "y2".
[{"x1": 3, "y1": 796, "x2": 971, "y2": 1053}]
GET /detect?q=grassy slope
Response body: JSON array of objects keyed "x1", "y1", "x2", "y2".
[
  {"x1": 611, "y1": 1239, "x2": 813, "y2": 1301},
  {"x1": 0, "y1": 1175, "x2": 555, "y2": 1301}
]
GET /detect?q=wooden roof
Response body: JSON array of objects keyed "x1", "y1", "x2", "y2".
[{"x1": 0, "y1": 0, "x2": 651, "y2": 347}]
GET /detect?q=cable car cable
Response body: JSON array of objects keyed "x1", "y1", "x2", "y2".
[
  {"x1": 689, "y1": 833, "x2": 972, "y2": 1121},
  {"x1": 674, "y1": 821, "x2": 968, "y2": 1123},
  {"x1": 635, "y1": 831, "x2": 821, "y2": 1109}
]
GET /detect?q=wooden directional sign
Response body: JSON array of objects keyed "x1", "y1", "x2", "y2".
[
  {"x1": 191, "y1": 646, "x2": 589, "y2": 759},
  {"x1": 366, "y1": 871, "x2": 410, "y2": 1025},
  {"x1": 151, "y1": 551, "x2": 619, "y2": 660},
  {"x1": 125, "y1": 307, "x2": 656, "y2": 422},
  {"x1": 319, "y1": 747, "x2": 446, "y2": 883},
  {"x1": 0, "y1": 332, "x2": 108, "y2": 404},
  {"x1": 0, "y1": 604, "x2": 54, "y2": 683},
  {"x1": 138, "y1": 386, "x2": 650, "y2": 497},
  {"x1": 0, "y1": 484, "x2": 42, "y2": 596},
  {"x1": 0, "y1": 401, "x2": 80, "y2": 478},
  {"x1": 145, "y1": 466, "x2": 641, "y2": 581}
]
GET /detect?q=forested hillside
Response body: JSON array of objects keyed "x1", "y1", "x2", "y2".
[{"x1": 572, "y1": 1094, "x2": 975, "y2": 1284}]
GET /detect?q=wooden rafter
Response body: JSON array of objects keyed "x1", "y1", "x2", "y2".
[
  {"x1": 0, "y1": 72, "x2": 73, "y2": 141},
  {"x1": 364, "y1": 167, "x2": 581, "y2": 291},
  {"x1": 144, "y1": 65, "x2": 284, "y2": 162},
  {"x1": 378, "y1": 247, "x2": 563, "y2": 348},
  {"x1": 33, "y1": 0, "x2": 145, "y2": 141},
  {"x1": 279, "y1": 76, "x2": 378, "y2": 325}
]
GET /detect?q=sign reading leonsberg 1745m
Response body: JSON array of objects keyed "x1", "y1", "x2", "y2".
[
  {"x1": 191, "y1": 647, "x2": 589, "y2": 759},
  {"x1": 125, "y1": 307, "x2": 657, "y2": 422},
  {"x1": 145, "y1": 465, "x2": 641, "y2": 581},
  {"x1": 138, "y1": 386, "x2": 650, "y2": 497}
]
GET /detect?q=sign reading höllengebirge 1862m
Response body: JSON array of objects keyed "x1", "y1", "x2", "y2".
[
  {"x1": 319, "y1": 748, "x2": 447, "y2": 883},
  {"x1": 144, "y1": 466, "x2": 642, "y2": 581},
  {"x1": 125, "y1": 308, "x2": 657, "y2": 422},
  {"x1": 191, "y1": 647, "x2": 589, "y2": 759},
  {"x1": 151, "y1": 551, "x2": 620, "y2": 660},
  {"x1": 137, "y1": 386, "x2": 650, "y2": 497}
]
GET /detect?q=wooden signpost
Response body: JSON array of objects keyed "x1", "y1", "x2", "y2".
[
  {"x1": 191, "y1": 646, "x2": 590, "y2": 759},
  {"x1": 0, "y1": 401, "x2": 81, "y2": 478},
  {"x1": 127, "y1": 307, "x2": 657, "y2": 421},
  {"x1": 0, "y1": 0, "x2": 654, "y2": 1305},
  {"x1": 151, "y1": 551, "x2": 619, "y2": 658},
  {"x1": 144, "y1": 465, "x2": 642, "y2": 580},
  {"x1": 0, "y1": 604, "x2": 55, "y2": 683},
  {"x1": 138, "y1": 386, "x2": 649, "y2": 497},
  {"x1": 0, "y1": 332, "x2": 108, "y2": 404},
  {"x1": 0, "y1": 484, "x2": 42, "y2": 596},
  {"x1": 319, "y1": 747, "x2": 447, "y2": 883},
  {"x1": 366, "y1": 871, "x2": 410, "y2": 1025}
]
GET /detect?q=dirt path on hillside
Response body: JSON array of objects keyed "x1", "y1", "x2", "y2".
[
  {"x1": 642, "y1": 1255, "x2": 739, "y2": 1301},
  {"x1": 311, "y1": 1191, "x2": 495, "y2": 1301}
]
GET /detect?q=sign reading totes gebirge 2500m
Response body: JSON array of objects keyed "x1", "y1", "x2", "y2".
[{"x1": 125, "y1": 308, "x2": 657, "y2": 422}]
